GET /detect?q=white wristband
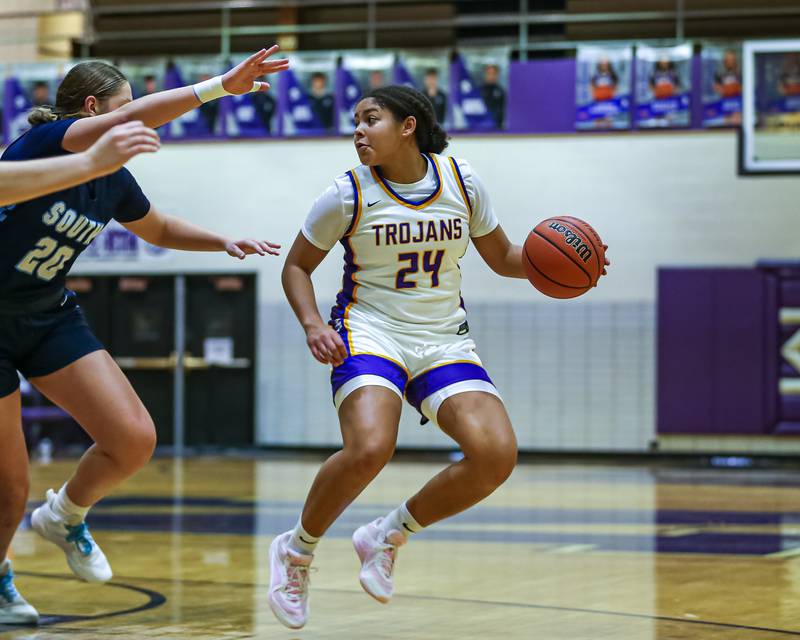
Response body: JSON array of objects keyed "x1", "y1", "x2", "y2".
[{"x1": 192, "y1": 75, "x2": 260, "y2": 103}]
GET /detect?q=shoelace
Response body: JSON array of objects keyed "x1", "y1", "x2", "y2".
[
  {"x1": 0, "y1": 571, "x2": 20, "y2": 604},
  {"x1": 375, "y1": 544, "x2": 397, "y2": 579},
  {"x1": 283, "y1": 562, "x2": 311, "y2": 603},
  {"x1": 65, "y1": 522, "x2": 94, "y2": 557}
]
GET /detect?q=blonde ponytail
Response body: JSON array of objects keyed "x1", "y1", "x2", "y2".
[{"x1": 27, "y1": 105, "x2": 59, "y2": 125}]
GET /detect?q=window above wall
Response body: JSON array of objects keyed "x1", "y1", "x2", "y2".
[{"x1": 73, "y1": 1, "x2": 800, "y2": 59}]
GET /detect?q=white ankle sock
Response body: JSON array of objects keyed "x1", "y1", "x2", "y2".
[
  {"x1": 0, "y1": 559, "x2": 9, "y2": 576},
  {"x1": 380, "y1": 502, "x2": 423, "y2": 538},
  {"x1": 52, "y1": 484, "x2": 90, "y2": 525},
  {"x1": 288, "y1": 519, "x2": 319, "y2": 556}
]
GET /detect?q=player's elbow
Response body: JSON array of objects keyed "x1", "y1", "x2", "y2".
[
  {"x1": 489, "y1": 252, "x2": 517, "y2": 278},
  {"x1": 280, "y1": 261, "x2": 292, "y2": 293},
  {"x1": 281, "y1": 260, "x2": 305, "y2": 295},
  {"x1": 490, "y1": 263, "x2": 511, "y2": 277}
]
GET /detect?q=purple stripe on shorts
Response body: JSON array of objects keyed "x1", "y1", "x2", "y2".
[
  {"x1": 331, "y1": 354, "x2": 409, "y2": 400},
  {"x1": 405, "y1": 362, "x2": 492, "y2": 412}
]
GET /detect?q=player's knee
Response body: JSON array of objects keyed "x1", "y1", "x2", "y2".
[
  {"x1": 469, "y1": 426, "x2": 517, "y2": 489},
  {"x1": 348, "y1": 441, "x2": 394, "y2": 479},
  {"x1": 0, "y1": 479, "x2": 29, "y2": 522},
  {"x1": 487, "y1": 438, "x2": 518, "y2": 487},
  {"x1": 130, "y1": 417, "x2": 157, "y2": 466},
  {"x1": 113, "y1": 413, "x2": 157, "y2": 469}
]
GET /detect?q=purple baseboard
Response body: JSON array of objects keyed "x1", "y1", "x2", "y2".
[{"x1": 773, "y1": 422, "x2": 800, "y2": 436}]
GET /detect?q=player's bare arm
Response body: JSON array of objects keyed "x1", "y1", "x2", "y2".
[
  {"x1": 0, "y1": 122, "x2": 159, "y2": 207},
  {"x1": 63, "y1": 47, "x2": 289, "y2": 153},
  {"x1": 121, "y1": 207, "x2": 280, "y2": 259}
]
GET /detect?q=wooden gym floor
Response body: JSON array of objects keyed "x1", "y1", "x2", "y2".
[{"x1": 3, "y1": 456, "x2": 800, "y2": 639}]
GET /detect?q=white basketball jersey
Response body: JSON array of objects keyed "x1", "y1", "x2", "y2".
[{"x1": 331, "y1": 153, "x2": 474, "y2": 330}]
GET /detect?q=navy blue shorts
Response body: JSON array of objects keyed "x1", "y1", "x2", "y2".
[{"x1": 0, "y1": 294, "x2": 104, "y2": 398}]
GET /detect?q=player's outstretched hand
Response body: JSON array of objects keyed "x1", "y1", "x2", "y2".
[
  {"x1": 602, "y1": 244, "x2": 610, "y2": 276},
  {"x1": 306, "y1": 324, "x2": 348, "y2": 367},
  {"x1": 85, "y1": 121, "x2": 160, "y2": 176},
  {"x1": 221, "y1": 46, "x2": 290, "y2": 94},
  {"x1": 225, "y1": 239, "x2": 281, "y2": 259}
]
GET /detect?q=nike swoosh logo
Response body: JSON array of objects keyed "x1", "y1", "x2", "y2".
[
  {"x1": 402, "y1": 522, "x2": 415, "y2": 533},
  {"x1": 299, "y1": 535, "x2": 316, "y2": 544},
  {"x1": 367, "y1": 200, "x2": 381, "y2": 207}
]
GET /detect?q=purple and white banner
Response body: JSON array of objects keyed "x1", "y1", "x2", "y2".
[
  {"x1": 394, "y1": 50, "x2": 451, "y2": 127},
  {"x1": 755, "y1": 50, "x2": 800, "y2": 127},
  {"x1": 160, "y1": 59, "x2": 223, "y2": 140},
  {"x1": 575, "y1": 46, "x2": 632, "y2": 130},
  {"x1": 635, "y1": 44, "x2": 692, "y2": 129},
  {"x1": 450, "y1": 48, "x2": 509, "y2": 131},
  {"x1": 3, "y1": 77, "x2": 33, "y2": 145},
  {"x1": 337, "y1": 52, "x2": 394, "y2": 134},
  {"x1": 2, "y1": 63, "x2": 61, "y2": 145},
  {"x1": 702, "y1": 46, "x2": 742, "y2": 127},
  {"x1": 118, "y1": 59, "x2": 165, "y2": 101},
  {"x1": 280, "y1": 52, "x2": 337, "y2": 136},
  {"x1": 222, "y1": 55, "x2": 281, "y2": 138}
]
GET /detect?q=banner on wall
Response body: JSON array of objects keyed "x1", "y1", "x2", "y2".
[
  {"x1": 756, "y1": 51, "x2": 800, "y2": 127},
  {"x1": 702, "y1": 46, "x2": 742, "y2": 127},
  {"x1": 79, "y1": 221, "x2": 171, "y2": 262},
  {"x1": 337, "y1": 51, "x2": 394, "y2": 134},
  {"x1": 222, "y1": 55, "x2": 281, "y2": 138},
  {"x1": 575, "y1": 46, "x2": 632, "y2": 130},
  {"x1": 635, "y1": 44, "x2": 692, "y2": 128},
  {"x1": 119, "y1": 58, "x2": 166, "y2": 101},
  {"x1": 450, "y1": 48, "x2": 509, "y2": 131},
  {"x1": 394, "y1": 50, "x2": 451, "y2": 127},
  {"x1": 280, "y1": 52, "x2": 337, "y2": 136},
  {"x1": 161, "y1": 58, "x2": 224, "y2": 139},
  {"x1": 2, "y1": 63, "x2": 62, "y2": 145}
]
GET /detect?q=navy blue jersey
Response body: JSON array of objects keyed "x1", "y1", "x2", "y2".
[{"x1": 0, "y1": 118, "x2": 150, "y2": 311}]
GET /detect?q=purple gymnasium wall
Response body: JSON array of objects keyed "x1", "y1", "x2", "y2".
[
  {"x1": 508, "y1": 59, "x2": 576, "y2": 134},
  {"x1": 658, "y1": 265, "x2": 800, "y2": 437},
  {"x1": 657, "y1": 269, "x2": 775, "y2": 435}
]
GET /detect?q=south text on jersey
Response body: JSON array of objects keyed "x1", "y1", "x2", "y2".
[{"x1": 41, "y1": 201, "x2": 106, "y2": 246}]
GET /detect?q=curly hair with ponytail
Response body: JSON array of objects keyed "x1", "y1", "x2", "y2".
[
  {"x1": 28, "y1": 61, "x2": 128, "y2": 126},
  {"x1": 361, "y1": 85, "x2": 449, "y2": 154}
]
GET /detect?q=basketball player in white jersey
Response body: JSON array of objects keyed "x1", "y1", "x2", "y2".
[{"x1": 271, "y1": 85, "x2": 607, "y2": 629}]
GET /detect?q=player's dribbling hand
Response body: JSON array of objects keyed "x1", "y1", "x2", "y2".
[
  {"x1": 86, "y1": 121, "x2": 160, "y2": 175},
  {"x1": 306, "y1": 325, "x2": 348, "y2": 367},
  {"x1": 602, "y1": 244, "x2": 610, "y2": 276},
  {"x1": 225, "y1": 239, "x2": 281, "y2": 259},
  {"x1": 221, "y1": 46, "x2": 290, "y2": 94}
]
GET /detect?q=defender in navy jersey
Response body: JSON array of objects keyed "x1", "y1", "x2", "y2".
[
  {"x1": 1, "y1": 119, "x2": 154, "y2": 311},
  {"x1": 0, "y1": 51, "x2": 287, "y2": 625}
]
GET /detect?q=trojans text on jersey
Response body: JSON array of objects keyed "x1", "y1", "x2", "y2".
[{"x1": 371, "y1": 218, "x2": 463, "y2": 246}]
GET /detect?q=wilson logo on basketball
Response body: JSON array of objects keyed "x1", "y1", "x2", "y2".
[{"x1": 547, "y1": 222, "x2": 592, "y2": 263}]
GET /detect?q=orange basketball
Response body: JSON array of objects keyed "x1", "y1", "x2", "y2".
[{"x1": 523, "y1": 216, "x2": 605, "y2": 299}]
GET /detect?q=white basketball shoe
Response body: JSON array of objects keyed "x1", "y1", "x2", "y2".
[
  {"x1": 353, "y1": 518, "x2": 406, "y2": 603},
  {"x1": 30, "y1": 489, "x2": 112, "y2": 583},
  {"x1": 268, "y1": 531, "x2": 313, "y2": 629},
  {"x1": 0, "y1": 560, "x2": 39, "y2": 625}
]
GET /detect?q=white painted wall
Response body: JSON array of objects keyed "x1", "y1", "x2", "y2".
[
  {"x1": 98, "y1": 130, "x2": 800, "y2": 303},
  {"x1": 71, "y1": 130, "x2": 800, "y2": 450}
]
